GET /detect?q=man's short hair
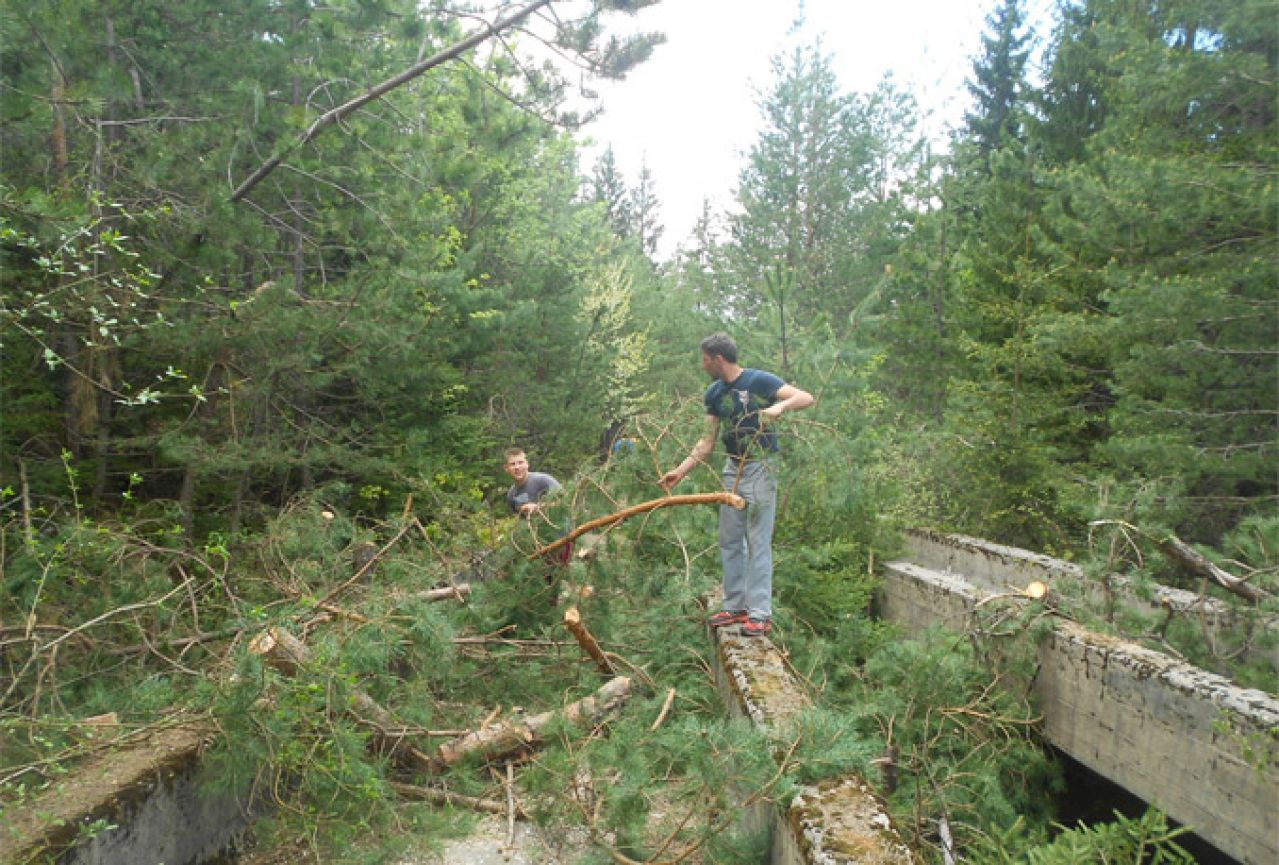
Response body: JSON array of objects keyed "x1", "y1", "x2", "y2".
[
  {"x1": 700, "y1": 333, "x2": 738, "y2": 363},
  {"x1": 504, "y1": 447, "x2": 526, "y2": 462}
]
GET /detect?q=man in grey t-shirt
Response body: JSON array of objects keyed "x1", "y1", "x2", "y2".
[{"x1": 504, "y1": 447, "x2": 561, "y2": 516}]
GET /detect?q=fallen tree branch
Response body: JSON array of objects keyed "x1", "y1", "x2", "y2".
[
  {"x1": 248, "y1": 627, "x2": 436, "y2": 774},
  {"x1": 390, "y1": 781, "x2": 526, "y2": 818},
  {"x1": 1155, "y1": 534, "x2": 1270, "y2": 604},
  {"x1": 529, "y1": 492, "x2": 745, "y2": 560},
  {"x1": 404, "y1": 584, "x2": 472, "y2": 604},
  {"x1": 1090, "y1": 520, "x2": 1271, "y2": 604},
  {"x1": 436, "y1": 676, "x2": 631, "y2": 769},
  {"x1": 650, "y1": 687, "x2": 676, "y2": 732}
]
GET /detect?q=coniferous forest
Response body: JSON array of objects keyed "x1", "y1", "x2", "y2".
[{"x1": 1, "y1": 1, "x2": 1275, "y2": 863}]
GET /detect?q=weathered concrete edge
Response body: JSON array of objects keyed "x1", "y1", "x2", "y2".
[
  {"x1": 902, "y1": 528, "x2": 1279, "y2": 671},
  {"x1": 708, "y1": 621, "x2": 918, "y2": 865},
  {"x1": 2, "y1": 722, "x2": 252, "y2": 865},
  {"x1": 880, "y1": 558, "x2": 1279, "y2": 865}
]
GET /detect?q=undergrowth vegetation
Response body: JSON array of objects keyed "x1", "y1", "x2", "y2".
[{"x1": 1, "y1": 422, "x2": 1208, "y2": 864}]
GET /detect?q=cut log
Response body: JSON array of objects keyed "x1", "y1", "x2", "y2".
[
  {"x1": 248, "y1": 627, "x2": 436, "y2": 773},
  {"x1": 564, "y1": 607, "x2": 615, "y2": 675},
  {"x1": 530, "y1": 493, "x2": 746, "y2": 560},
  {"x1": 1023, "y1": 580, "x2": 1049, "y2": 600},
  {"x1": 436, "y1": 676, "x2": 631, "y2": 769}
]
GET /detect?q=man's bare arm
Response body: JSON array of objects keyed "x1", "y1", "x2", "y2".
[
  {"x1": 659, "y1": 416, "x2": 720, "y2": 490},
  {"x1": 760, "y1": 383, "x2": 814, "y2": 422}
]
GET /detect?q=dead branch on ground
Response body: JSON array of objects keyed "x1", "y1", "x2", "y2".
[{"x1": 390, "y1": 781, "x2": 526, "y2": 818}]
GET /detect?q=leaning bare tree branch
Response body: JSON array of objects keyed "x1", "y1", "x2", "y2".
[
  {"x1": 1090, "y1": 519, "x2": 1271, "y2": 604},
  {"x1": 228, "y1": 0, "x2": 556, "y2": 203},
  {"x1": 529, "y1": 492, "x2": 746, "y2": 560}
]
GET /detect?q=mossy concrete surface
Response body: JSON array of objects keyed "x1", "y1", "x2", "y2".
[{"x1": 706, "y1": 597, "x2": 917, "y2": 865}]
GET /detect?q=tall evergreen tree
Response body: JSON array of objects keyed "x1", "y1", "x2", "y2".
[
  {"x1": 724, "y1": 43, "x2": 920, "y2": 374},
  {"x1": 964, "y1": 0, "x2": 1033, "y2": 163},
  {"x1": 629, "y1": 157, "x2": 664, "y2": 259},
  {"x1": 1039, "y1": 0, "x2": 1278, "y2": 543}
]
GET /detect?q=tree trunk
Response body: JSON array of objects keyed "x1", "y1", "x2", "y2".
[{"x1": 436, "y1": 676, "x2": 631, "y2": 769}]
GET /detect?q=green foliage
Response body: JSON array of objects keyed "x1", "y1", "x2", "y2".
[
  {"x1": 857, "y1": 628, "x2": 1062, "y2": 855},
  {"x1": 968, "y1": 808, "x2": 1196, "y2": 864}
]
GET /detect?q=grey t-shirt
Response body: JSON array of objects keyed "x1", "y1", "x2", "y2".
[{"x1": 507, "y1": 472, "x2": 561, "y2": 514}]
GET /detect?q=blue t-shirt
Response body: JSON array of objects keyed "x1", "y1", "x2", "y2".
[{"x1": 704, "y1": 368, "x2": 786, "y2": 458}]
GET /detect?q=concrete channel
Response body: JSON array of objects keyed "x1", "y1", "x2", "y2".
[
  {"x1": 1, "y1": 723, "x2": 255, "y2": 865},
  {"x1": 881, "y1": 529, "x2": 1279, "y2": 865}
]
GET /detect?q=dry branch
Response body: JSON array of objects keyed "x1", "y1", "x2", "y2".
[
  {"x1": 563, "y1": 607, "x2": 615, "y2": 675},
  {"x1": 436, "y1": 676, "x2": 631, "y2": 769},
  {"x1": 405, "y1": 584, "x2": 472, "y2": 604},
  {"x1": 389, "y1": 781, "x2": 526, "y2": 818},
  {"x1": 650, "y1": 687, "x2": 676, "y2": 732},
  {"x1": 529, "y1": 492, "x2": 745, "y2": 560},
  {"x1": 1156, "y1": 535, "x2": 1270, "y2": 604}
]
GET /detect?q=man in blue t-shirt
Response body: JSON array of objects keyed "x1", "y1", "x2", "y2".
[{"x1": 659, "y1": 333, "x2": 814, "y2": 637}]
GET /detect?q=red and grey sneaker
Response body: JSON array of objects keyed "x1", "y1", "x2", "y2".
[
  {"x1": 741, "y1": 618, "x2": 772, "y2": 638},
  {"x1": 707, "y1": 610, "x2": 748, "y2": 629}
]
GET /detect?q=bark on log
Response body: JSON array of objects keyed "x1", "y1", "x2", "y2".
[
  {"x1": 1157, "y1": 534, "x2": 1270, "y2": 604},
  {"x1": 530, "y1": 493, "x2": 746, "y2": 560},
  {"x1": 405, "y1": 584, "x2": 472, "y2": 604},
  {"x1": 564, "y1": 607, "x2": 614, "y2": 675},
  {"x1": 436, "y1": 676, "x2": 631, "y2": 768},
  {"x1": 248, "y1": 627, "x2": 436, "y2": 773}
]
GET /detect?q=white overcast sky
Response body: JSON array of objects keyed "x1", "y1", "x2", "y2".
[{"x1": 569, "y1": 0, "x2": 1055, "y2": 259}]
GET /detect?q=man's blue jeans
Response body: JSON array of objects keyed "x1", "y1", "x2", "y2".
[{"x1": 719, "y1": 457, "x2": 778, "y2": 621}]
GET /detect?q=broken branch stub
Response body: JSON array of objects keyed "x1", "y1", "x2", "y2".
[{"x1": 564, "y1": 606, "x2": 615, "y2": 675}]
